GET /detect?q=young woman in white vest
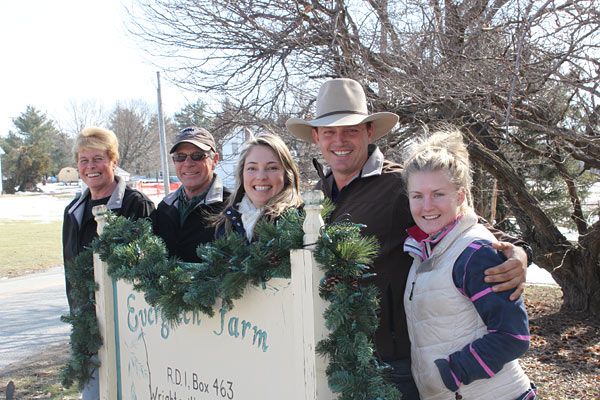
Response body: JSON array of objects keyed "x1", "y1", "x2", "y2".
[{"x1": 401, "y1": 128, "x2": 537, "y2": 400}]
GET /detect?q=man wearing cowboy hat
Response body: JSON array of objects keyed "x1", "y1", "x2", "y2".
[{"x1": 287, "y1": 78, "x2": 530, "y2": 399}]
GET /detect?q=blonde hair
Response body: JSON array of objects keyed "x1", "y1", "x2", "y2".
[
  {"x1": 215, "y1": 133, "x2": 303, "y2": 233},
  {"x1": 73, "y1": 127, "x2": 119, "y2": 163},
  {"x1": 402, "y1": 128, "x2": 472, "y2": 212}
]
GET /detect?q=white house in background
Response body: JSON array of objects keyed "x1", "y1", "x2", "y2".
[
  {"x1": 115, "y1": 167, "x2": 130, "y2": 182},
  {"x1": 215, "y1": 128, "x2": 254, "y2": 189}
]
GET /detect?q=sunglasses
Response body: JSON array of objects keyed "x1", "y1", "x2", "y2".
[{"x1": 171, "y1": 152, "x2": 211, "y2": 162}]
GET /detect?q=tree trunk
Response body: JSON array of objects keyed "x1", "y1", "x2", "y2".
[
  {"x1": 552, "y1": 249, "x2": 600, "y2": 315},
  {"x1": 467, "y1": 137, "x2": 600, "y2": 316}
]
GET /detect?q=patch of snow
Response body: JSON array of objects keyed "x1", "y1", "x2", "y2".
[
  {"x1": 1, "y1": 184, "x2": 162, "y2": 223},
  {"x1": 527, "y1": 263, "x2": 557, "y2": 286},
  {"x1": 37, "y1": 182, "x2": 82, "y2": 196},
  {"x1": 0, "y1": 195, "x2": 74, "y2": 223},
  {"x1": 558, "y1": 226, "x2": 579, "y2": 242}
]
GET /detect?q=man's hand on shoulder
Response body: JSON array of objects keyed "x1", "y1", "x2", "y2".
[{"x1": 484, "y1": 242, "x2": 528, "y2": 301}]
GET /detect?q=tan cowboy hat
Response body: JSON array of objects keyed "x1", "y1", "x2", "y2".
[{"x1": 286, "y1": 78, "x2": 399, "y2": 143}]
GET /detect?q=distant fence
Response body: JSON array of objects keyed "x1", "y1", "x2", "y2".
[{"x1": 134, "y1": 181, "x2": 182, "y2": 197}]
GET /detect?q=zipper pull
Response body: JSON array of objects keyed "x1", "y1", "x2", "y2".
[{"x1": 409, "y1": 282, "x2": 415, "y2": 300}]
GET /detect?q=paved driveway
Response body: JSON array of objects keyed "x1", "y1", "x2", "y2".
[{"x1": 0, "y1": 267, "x2": 70, "y2": 370}]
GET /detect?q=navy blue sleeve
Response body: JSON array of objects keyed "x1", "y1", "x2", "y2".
[{"x1": 435, "y1": 240, "x2": 530, "y2": 389}]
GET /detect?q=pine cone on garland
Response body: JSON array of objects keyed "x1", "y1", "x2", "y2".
[
  {"x1": 323, "y1": 275, "x2": 359, "y2": 292},
  {"x1": 324, "y1": 275, "x2": 342, "y2": 291},
  {"x1": 268, "y1": 253, "x2": 282, "y2": 267}
]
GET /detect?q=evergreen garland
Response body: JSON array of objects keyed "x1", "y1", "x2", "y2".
[
  {"x1": 60, "y1": 249, "x2": 102, "y2": 390},
  {"x1": 314, "y1": 222, "x2": 401, "y2": 399},
  {"x1": 184, "y1": 208, "x2": 305, "y2": 315},
  {"x1": 61, "y1": 205, "x2": 401, "y2": 399}
]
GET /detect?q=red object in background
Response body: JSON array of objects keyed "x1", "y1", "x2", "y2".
[{"x1": 135, "y1": 180, "x2": 181, "y2": 197}]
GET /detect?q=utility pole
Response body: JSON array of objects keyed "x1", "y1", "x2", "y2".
[
  {"x1": 0, "y1": 146, "x2": 4, "y2": 194},
  {"x1": 156, "y1": 71, "x2": 170, "y2": 195}
]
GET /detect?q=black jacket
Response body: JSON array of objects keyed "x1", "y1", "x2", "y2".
[
  {"x1": 152, "y1": 174, "x2": 231, "y2": 263},
  {"x1": 62, "y1": 177, "x2": 155, "y2": 312},
  {"x1": 315, "y1": 145, "x2": 414, "y2": 361},
  {"x1": 216, "y1": 205, "x2": 248, "y2": 240}
]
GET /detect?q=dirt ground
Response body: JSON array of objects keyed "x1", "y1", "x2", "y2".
[
  {"x1": 0, "y1": 284, "x2": 599, "y2": 399},
  {"x1": 0, "y1": 342, "x2": 78, "y2": 399},
  {"x1": 521, "y1": 285, "x2": 600, "y2": 399}
]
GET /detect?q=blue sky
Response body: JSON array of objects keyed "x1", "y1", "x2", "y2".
[{"x1": 0, "y1": 0, "x2": 194, "y2": 136}]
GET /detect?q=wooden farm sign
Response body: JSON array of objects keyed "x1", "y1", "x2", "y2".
[{"x1": 92, "y1": 192, "x2": 335, "y2": 400}]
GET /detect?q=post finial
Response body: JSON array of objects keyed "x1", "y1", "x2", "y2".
[
  {"x1": 301, "y1": 190, "x2": 324, "y2": 249},
  {"x1": 93, "y1": 204, "x2": 108, "y2": 235}
]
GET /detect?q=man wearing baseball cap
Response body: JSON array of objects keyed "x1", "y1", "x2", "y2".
[
  {"x1": 152, "y1": 126, "x2": 231, "y2": 262},
  {"x1": 286, "y1": 78, "x2": 530, "y2": 399}
]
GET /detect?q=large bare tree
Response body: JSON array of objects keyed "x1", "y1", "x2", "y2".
[
  {"x1": 128, "y1": 0, "x2": 600, "y2": 314},
  {"x1": 108, "y1": 100, "x2": 163, "y2": 176},
  {"x1": 59, "y1": 99, "x2": 108, "y2": 137}
]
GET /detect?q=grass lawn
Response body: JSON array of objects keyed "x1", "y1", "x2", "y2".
[{"x1": 0, "y1": 219, "x2": 63, "y2": 278}]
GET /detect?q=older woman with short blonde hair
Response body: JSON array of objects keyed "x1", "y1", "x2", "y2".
[
  {"x1": 62, "y1": 126, "x2": 155, "y2": 399},
  {"x1": 73, "y1": 127, "x2": 119, "y2": 164}
]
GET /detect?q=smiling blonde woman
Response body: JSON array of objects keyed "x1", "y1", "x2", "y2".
[
  {"x1": 214, "y1": 133, "x2": 302, "y2": 242},
  {"x1": 63, "y1": 126, "x2": 155, "y2": 399},
  {"x1": 402, "y1": 128, "x2": 537, "y2": 400}
]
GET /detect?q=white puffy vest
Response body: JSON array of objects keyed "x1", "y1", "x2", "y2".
[{"x1": 404, "y1": 211, "x2": 531, "y2": 399}]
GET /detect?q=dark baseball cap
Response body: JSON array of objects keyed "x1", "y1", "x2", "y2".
[{"x1": 170, "y1": 127, "x2": 217, "y2": 153}]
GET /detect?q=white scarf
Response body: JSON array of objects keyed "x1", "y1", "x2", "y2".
[{"x1": 237, "y1": 194, "x2": 264, "y2": 241}]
